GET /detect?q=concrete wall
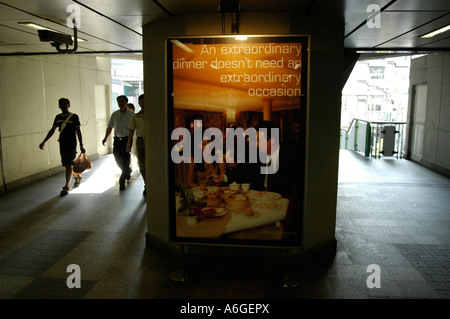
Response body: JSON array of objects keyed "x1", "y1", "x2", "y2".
[
  {"x1": 143, "y1": 11, "x2": 344, "y2": 253},
  {"x1": 0, "y1": 55, "x2": 112, "y2": 191},
  {"x1": 408, "y1": 52, "x2": 450, "y2": 176}
]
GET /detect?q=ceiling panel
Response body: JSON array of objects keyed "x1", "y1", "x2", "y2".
[
  {"x1": 0, "y1": 44, "x2": 54, "y2": 53},
  {"x1": 0, "y1": 0, "x2": 145, "y2": 53},
  {"x1": 158, "y1": 0, "x2": 222, "y2": 15},
  {"x1": 106, "y1": 15, "x2": 167, "y2": 32},
  {"x1": 345, "y1": 11, "x2": 447, "y2": 49},
  {"x1": 76, "y1": 17, "x2": 142, "y2": 41},
  {"x1": 0, "y1": 0, "x2": 449, "y2": 55},
  {"x1": 159, "y1": 0, "x2": 311, "y2": 15},
  {"x1": 0, "y1": 17, "x2": 133, "y2": 52},
  {"x1": 416, "y1": 36, "x2": 450, "y2": 48},
  {"x1": 375, "y1": 14, "x2": 450, "y2": 49},
  {"x1": 0, "y1": 25, "x2": 43, "y2": 45},
  {"x1": 238, "y1": 0, "x2": 311, "y2": 12},
  {"x1": 74, "y1": 0, "x2": 169, "y2": 32},
  {"x1": 344, "y1": 0, "x2": 393, "y2": 35},
  {"x1": 0, "y1": 2, "x2": 35, "y2": 20},
  {"x1": 0, "y1": 0, "x2": 95, "y2": 25},
  {"x1": 76, "y1": 0, "x2": 168, "y2": 16},
  {"x1": 386, "y1": 0, "x2": 450, "y2": 11},
  {"x1": 75, "y1": 41, "x2": 136, "y2": 52},
  {"x1": 376, "y1": 36, "x2": 450, "y2": 50}
]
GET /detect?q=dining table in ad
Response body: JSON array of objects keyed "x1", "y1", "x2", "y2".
[{"x1": 175, "y1": 183, "x2": 290, "y2": 241}]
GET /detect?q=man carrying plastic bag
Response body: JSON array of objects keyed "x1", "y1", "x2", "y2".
[{"x1": 39, "y1": 98, "x2": 86, "y2": 196}]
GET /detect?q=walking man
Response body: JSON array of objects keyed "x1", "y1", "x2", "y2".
[
  {"x1": 127, "y1": 94, "x2": 146, "y2": 195},
  {"x1": 39, "y1": 98, "x2": 85, "y2": 196},
  {"x1": 102, "y1": 95, "x2": 134, "y2": 190}
]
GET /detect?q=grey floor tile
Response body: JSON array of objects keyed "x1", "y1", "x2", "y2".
[
  {"x1": 347, "y1": 251, "x2": 382, "y2": 265},
  {"x1": 385, "y1": 266, "x2": 426, "y2": 281},
  {"x1": 393, "y1": 280, "x2": 440, "y2": 299},
  {"x1": 378, "y1": 254, "x2": 412, "y2": 267},
  {"x1": 12, "y1": 277, "x2": 97, "y2": 299},
  {"x1": 1, "y1": 151, "x2": 450, "y2": 300}
]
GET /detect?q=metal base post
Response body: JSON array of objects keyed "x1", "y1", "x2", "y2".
[
  {"x1": 282, "y1": 249, "x2": 299, "y2": 288},
  {"x1": 169, "y1": 244, "x2": 187, "y2": 282}
]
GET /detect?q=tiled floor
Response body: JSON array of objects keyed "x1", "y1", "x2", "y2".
[{"x1": 0, "y1": 150, "x2": 449, "y2": 299}]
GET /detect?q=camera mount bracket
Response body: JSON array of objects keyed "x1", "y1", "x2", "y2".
[{"x1": 53, "y1": 26, "x2": 78, "y2": 54}]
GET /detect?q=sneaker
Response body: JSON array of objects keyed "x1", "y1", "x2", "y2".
[
  {"x1": 73, "y1": 175, "x2": 82, "y2": 188},
  {"x1": 60, "y1": 187, "x2": 69, "y2": 196},
  {"x1": 120, "y1": 183, "x2": 126, "y2": 190}
]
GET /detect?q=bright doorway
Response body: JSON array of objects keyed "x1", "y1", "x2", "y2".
[{"x1": 409, "y1": 84, "x2": 428, "y2": 162}]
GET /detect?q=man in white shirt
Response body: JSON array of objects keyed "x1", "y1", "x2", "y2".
[
  {"x1": 127, "y1": 94, "x2": 146, "y2": 195},
  {"x1": 102, "y1": 95, "x2": 134, "y2": 190}
]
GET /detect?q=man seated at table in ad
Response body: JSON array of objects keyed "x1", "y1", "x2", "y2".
[{"x1": 248, "y1": 120, "x2": 300, "y2": 200}]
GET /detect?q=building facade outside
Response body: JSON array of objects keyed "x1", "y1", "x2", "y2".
[
  {"x1": 111, "y1": 58, "x2": 144, "y2": 111},
  {"x1": 341, "y1": 56, "x2": 413, "y2": 130}
]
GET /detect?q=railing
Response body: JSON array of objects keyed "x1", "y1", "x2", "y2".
[{"x1": 340, "y1": 119, "x2": 407, "y2": 159}]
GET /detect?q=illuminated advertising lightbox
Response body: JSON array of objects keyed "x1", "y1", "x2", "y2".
[{"x1": 167, "y1": 35, "x2": 309, "y2": 248}]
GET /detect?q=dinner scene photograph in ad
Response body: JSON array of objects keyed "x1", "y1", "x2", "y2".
[{"x1": 167, "y1": 35, "x2": 309, "y2": 248}]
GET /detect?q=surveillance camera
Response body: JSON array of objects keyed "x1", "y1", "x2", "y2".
[
  {"x1": 37, "y1": 26, "x2": 78, "y2": 54},
  {"x1": 38, "y1": 29, "x2": 73, "y2": 47}
]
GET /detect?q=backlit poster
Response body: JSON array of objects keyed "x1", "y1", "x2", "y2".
[{"x1": 167, "y1": 35, "x2": 309, "y2": 248}]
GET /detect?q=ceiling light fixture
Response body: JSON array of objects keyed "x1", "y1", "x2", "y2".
[
  {"x1": 18, "y1": 22, "x2": 51, "y2": 31},
  {"x1": 420, "y1": 24, "x2": 450, "y2": 39},
  {"x1": 170, "y1": 40, "x2": 194, "y2": 53}
]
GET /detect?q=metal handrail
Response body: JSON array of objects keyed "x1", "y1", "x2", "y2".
[
  {"x1": 341, "y1": 118, "x2": 369, "y2": 133},
  {"x1": 340, "y1": 118, "x2": 407, "y2": 158},
  {"x1": 341, "y1": 118, "x2": 407, "y2": 132}
]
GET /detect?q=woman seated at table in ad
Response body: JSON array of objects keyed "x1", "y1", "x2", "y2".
[{"x1": 186, "y1": 139, "x2": 227, "y2": 189}]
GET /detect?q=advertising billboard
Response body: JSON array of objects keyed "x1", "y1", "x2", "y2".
[{"x1": 167, "y1": 35, "x2": 309, "y2": 248}]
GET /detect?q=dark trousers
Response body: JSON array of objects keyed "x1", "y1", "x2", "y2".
[
  {"x1": 136, "y1": 137, "x2": 146, "y2": 185},
  {"x1": 113, "y1": 137, "x2": 131, "y2": 184}
]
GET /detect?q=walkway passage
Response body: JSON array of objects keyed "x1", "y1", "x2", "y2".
[{"x1": 0, "y1": 151, "x2": 449, "y2": 299}]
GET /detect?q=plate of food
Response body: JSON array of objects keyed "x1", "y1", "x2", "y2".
[
  {"x1": 220, "y1": 189, "x2": 239, "y2": 200},
  {"x1": 247, "y1": 191, "x2": 282, "y2": 201},
  {"x1": 195, "y1": 206, "x2": 228, "y2": 218},
  {"x1": 252, "y1": 201, "x2": 282, "y2": 214},
  {"x1": 210, "y1": 207, "x2": 228, "y2": 218},
  {"x1": 226, "y1": 193, "x2": 250, "y2": 213}
]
